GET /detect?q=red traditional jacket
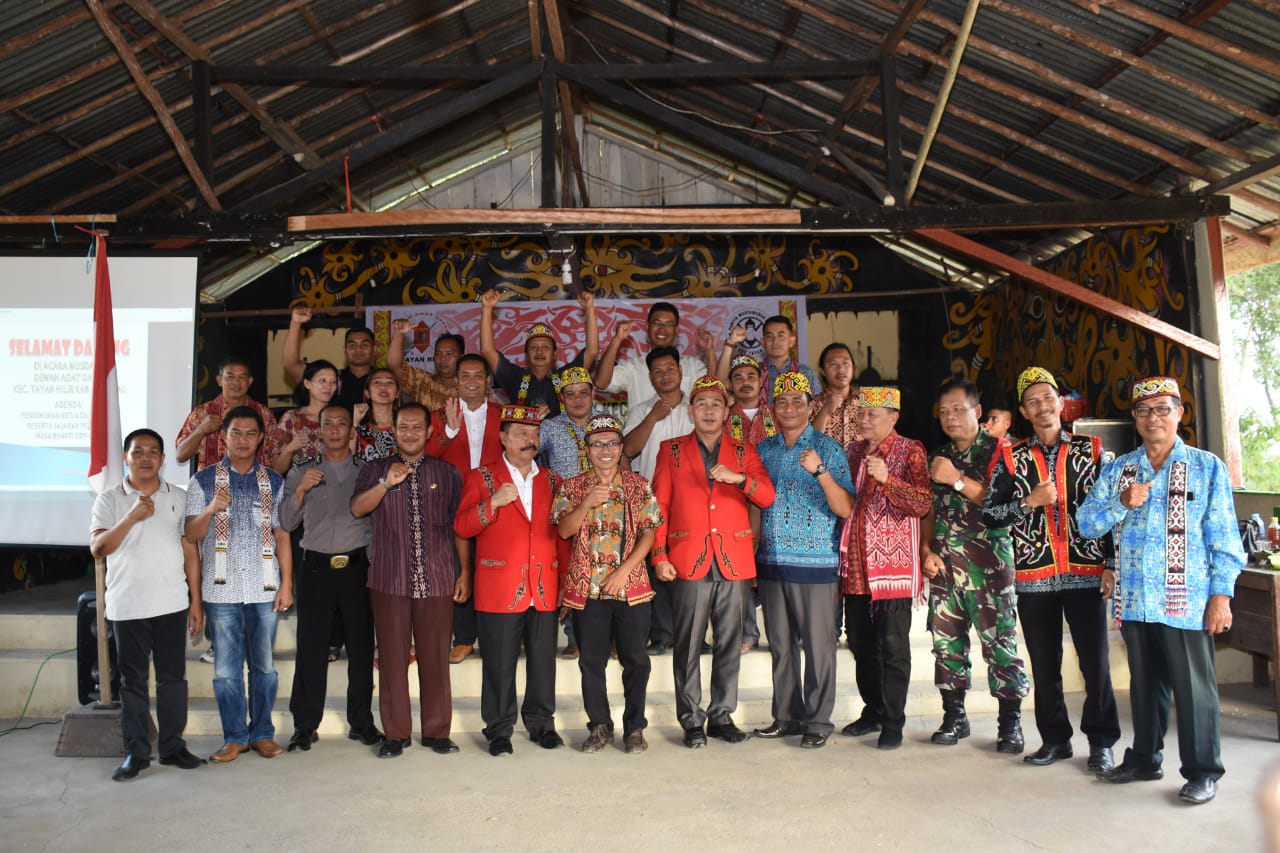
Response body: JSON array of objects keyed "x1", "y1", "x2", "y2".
[
  {"x1": 425, "y1": 401, "x2": 503, "y2": 472},
  {"x1": 454, "y1": 460, "x2": 561, "y2": 613},
  {"x1": 651, "y1": 432, "x2": 775, "y2": 581}
]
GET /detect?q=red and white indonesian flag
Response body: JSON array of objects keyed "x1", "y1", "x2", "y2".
[{"x1": 87, "y1": 232, "x2": 122, "y2": 494}]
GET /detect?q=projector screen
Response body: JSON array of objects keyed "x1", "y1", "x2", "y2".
[{"x1": 0, "y1": 254, "x2": 199, "y2": 547}]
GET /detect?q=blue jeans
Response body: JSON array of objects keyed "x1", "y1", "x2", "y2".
[{"x1": 205, "y1": 601, "x2": 279, "y2": 744}]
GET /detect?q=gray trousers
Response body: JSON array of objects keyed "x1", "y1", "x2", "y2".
[
  {"x1": 670, "y1": 577, "x2": 746, "y2": 730},
  {"x1": 759, "y1": 579, "x2": 839, "y2": 735}
]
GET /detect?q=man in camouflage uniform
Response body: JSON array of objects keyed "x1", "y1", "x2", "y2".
[{"x1": 921, "y1": 379, "x2": 1028, "y2": 754}]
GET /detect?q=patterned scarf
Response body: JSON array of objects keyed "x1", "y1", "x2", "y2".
[
  {"x1": 565, "y1": 419, "x2": 590, "y2": 473},
  {"x1": 403, "y1": 458, "x2": 428, "y2": 598},
  {"x1": 728, "y1": 409, "x2": 776, "y2": 442},
  {"x1": 213, "y1": 462, "x2": 277, "y2": 590},
  {"x1": 517, "y1": 371, "x2": 561, "y2": 403},
  {"x1": 1115, "y1": 460, "x2": 1188, "y2": 619}
]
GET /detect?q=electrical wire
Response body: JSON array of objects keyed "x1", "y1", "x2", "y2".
[{"x1": 0, "y1": 648, "x2": 74, "y2": 737}]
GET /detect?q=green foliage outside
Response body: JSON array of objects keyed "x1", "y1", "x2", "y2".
[{"x1": 1229, "y1": 263, "x2": 1280, "y2": 490}]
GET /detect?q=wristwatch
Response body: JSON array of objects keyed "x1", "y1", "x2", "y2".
[
  {"x1": 952, "y1": 477, "x2": 965, "y2": 492},
  {"x1": 813, "y1": 463, "x2": 827, "y2": 477}
]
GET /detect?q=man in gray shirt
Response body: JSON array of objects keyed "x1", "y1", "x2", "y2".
[{"x1": 279, "y1": 404, "x2": 381, "y2": 752}]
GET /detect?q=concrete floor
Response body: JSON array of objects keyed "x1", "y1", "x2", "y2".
[{"x1": 2, "y1": 685, "x2": 1277, "y2": 853}]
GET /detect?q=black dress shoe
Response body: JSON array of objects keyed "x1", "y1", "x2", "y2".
[
  {"x1": 877, "y1": 729, "x2": 903, "y2": 750},
  {"x1": 700, "y1": 642, "x2": 713, "y2": 654},
  {"x1": 287, "y1": 728, "x2": 319, "y2": 752},
  {"x1": 707, "y1": 722, "x2": 748, "y2": 744},
  {"x1": 158, "y1": 748, "x2": 207, "y2": 769},
  {"x1": 841, "y1": 717, "x2": 881, "y2": 737},
  {"x1": 683, "y1": 726, "x2": 708, "y2": 749},
  {"x1": 377, "y1": 738, "x2": 410, "y2": 758},
  {"x1": 1087, "y1": 746, "x2": 1115, "y2": 772},
  {"x1": 488, "y1": 736, "x2": 514, "y2": 756},
  {"x1": 645, "y1": 640, "x2": 670, "y2": 656},
  {"x1": 754, "y1": 721, "x2": 798, "y2": 739},
  {"x1": 1024, "y1": 742, "x2": 1073, "y2": 766},
  {"x1": 421, "y1": 737, "x2": 460, "y2": 754},
  {"x1": 1097, "y1": 761, "x2": 1163, "y2": 783},
  {"x1": 112, "y1": 754, "x2": 150, "y2": 781},
  {"x1": 1179, "y1": 776, "x2": 1217, "y2": 804},
  {"x1": 800, "y1": 732, "x2": 829, "y2": 749},
  {"x1": 535, "y1": 730, "x2": 565, "y2": 750},
  {"x1": 348, "y1": 726, "x2": 385, "y2": 746}
]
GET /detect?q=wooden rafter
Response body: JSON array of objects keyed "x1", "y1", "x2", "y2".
[
  {"x1": 541, "y1": 0, "x2": 591, "y2": 206},
  {"x1": 913, "y1": 228, "x2": 1222, "y2": 360},
  {"x1": 84, "y1": 0, "x2": 222, "y2": 211}
]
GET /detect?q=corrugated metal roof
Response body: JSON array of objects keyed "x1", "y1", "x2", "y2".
[{"x1": 0, "y1": 0, "x2": 1274, "y2": 289}]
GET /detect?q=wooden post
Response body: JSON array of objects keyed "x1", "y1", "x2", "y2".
[{"x1": 93, "y1": 556, "x2": 116, "y2": 708}]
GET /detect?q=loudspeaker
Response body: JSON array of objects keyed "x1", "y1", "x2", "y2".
[{"x1": 76, "y1": 591, "x2": 119, "y2": 706}]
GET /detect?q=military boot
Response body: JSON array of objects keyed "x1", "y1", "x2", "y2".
[
  {"x1": 930, "y1": 689, "x2": 970, "y2": 745},
  {"x1": 996, "y1": 697, "x2": 1025, "y2": 754}
]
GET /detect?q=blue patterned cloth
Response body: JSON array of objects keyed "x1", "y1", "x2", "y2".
[
  {"x1": 539, "y1": 409, "x2": 606, "y2": 479},
  {"x1": 763, "y1": 359, "x2": 821, "y2": 405},
  {"x1": 185, "y1": 459, "x2": 285, "y2": 606},
  {"x1": 1077, "y1": 438, "x2": 1244, "y2": 630},
  {"x1": 756, "y1": 425, "x2": 855, "y2": 582}
]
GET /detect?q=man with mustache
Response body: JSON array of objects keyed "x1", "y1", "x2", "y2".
[{"x1": 455, "y1": 405, "x2": 565, "y2": 756}]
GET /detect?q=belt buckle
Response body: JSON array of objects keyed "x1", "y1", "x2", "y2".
[{"x1": 330, "y1": 555, "x2": 350, "y2": 570}]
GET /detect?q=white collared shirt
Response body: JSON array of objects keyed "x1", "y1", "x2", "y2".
[
  {"x1": 446, "y1": 400, "x2": 490, "y2": 470},
  {"x1": 502, "y1": 455, "x2": 538, "y2": 519}
]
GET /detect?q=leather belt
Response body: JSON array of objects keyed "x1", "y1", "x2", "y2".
[{"x1": 305, "y1": 547, "x2": 365, "y2": 570}]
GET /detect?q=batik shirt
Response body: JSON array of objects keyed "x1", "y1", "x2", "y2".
[
  {"x1": 539, "y1": 409, "x2": 606, "y2": 479},
  {"x1": 1077, "y1": 437, "x2": 1244, "y2": 631}
]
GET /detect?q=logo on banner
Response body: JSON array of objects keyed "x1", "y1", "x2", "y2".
[
  {"x1": 411, "y1": 321, "x2": 433, "y2": 354},
  {"x1": 727, "y1": 308, "x2": 767, "y2": 359}
]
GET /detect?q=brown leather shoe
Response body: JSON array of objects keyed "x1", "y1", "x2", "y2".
[
  {"x1": 449, "y1": 644, "x2": 474, "y2": 664},
  {"x1": 560, "y1": 643, "x2": 580, "y2": 660},
  {"x1": 251, "y1": 739, "x2": 285, "y2": 758},
  {"x1": 209, "y1": 742, "x2": 250, "y2": 763}
]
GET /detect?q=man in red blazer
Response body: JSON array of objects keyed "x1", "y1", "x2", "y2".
[
  {"x1": 427, "y1": 353, "x2": 502, "y2": 663},
  {"x1": 454, "y1": 404, "x2": 564, "y2": 756},
  {"x1": 652, "y1": 376, "x2": 776, "y2": 748}
]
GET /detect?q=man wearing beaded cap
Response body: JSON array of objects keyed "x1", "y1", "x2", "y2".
[
  {"x1": 753, "y1": 372, "x2": 854, "y2": 748},
  {"x1": 651, "y1": 376, "x2": 776, "y2": 749},
  {"x1": 837, "y1": 386, "x2": 931, "y2": 750},
  {"x1": 455, "y1": 404, "x2": 566, "y2": 756},
  {"x1": 982, "y1": 366, "x2": 1120, "y2": 773},
  {"x1": 539, "y1": 365, "x2": 606, "y2": 658},
  {"x1": 553, "y1": 415, "x2": 663, "y2": 754},
  {"x1": 722, "y1": 353, "x2": 777, "y2": 652},
  {"x1": 921, "y1": 379, "x2": 1029, "y2": 755},
  {"x1": 479, "y1": 289, "x2": 599, "y2": 419},
  {"x1": 1078, "y1": 376, "x2": 1244, "y2": 805}
]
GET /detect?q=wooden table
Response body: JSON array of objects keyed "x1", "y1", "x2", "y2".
[{"x1": 1222, "y1": 566, "x2": 1280, "y2": 740}]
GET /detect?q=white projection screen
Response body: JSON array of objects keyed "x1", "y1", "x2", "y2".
[{"x1": 0, "y1": 254, "x2": 199, "y2": 547}]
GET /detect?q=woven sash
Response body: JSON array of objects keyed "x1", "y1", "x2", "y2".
[{"x1": 213, "y1": 463, "x2": 277, "y2": 590}]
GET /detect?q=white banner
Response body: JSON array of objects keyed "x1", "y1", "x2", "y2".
[{"x1": 368, "y1": 296, "x2": 808, "y2": 377}]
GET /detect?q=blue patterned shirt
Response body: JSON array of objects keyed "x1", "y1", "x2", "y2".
[
  {"x1": 1077, "y1": 438, "x2": 1244, "y2": 630},
  {"x1": 756, "y1": 425, "x2": 855, "y2": 582},
  {"x1": 539, "y1": 409, "x2": 606, "y2": 479},
  {"x1": 185, "y1": 458, "x2": 285, "y2": 606}
]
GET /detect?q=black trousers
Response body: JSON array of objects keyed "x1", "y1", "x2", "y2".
[
  {"x1": 574, "y1": 598, "x2": 651, "y2": 736},
  {"x1": 844, "y1": 594, "x2": 912, "y2": 734},
  {"x1": 1018, "y1": 587, "x2": 1120, "y2": 748},
  {"x1": 114, "y1": 608, "x2": 189, "y2": 760},
  {"x1": 1119, "y1": 620, "x2": 1225, "y2": 780},
  {"x1": 290, "y1": 549, "x2": 375, "y2": 732},
  {"x1": 646, "y1": 561, "x2": 673, "y2": 645},
  {"x1": 475, "y1": 608, "x2": 558, "y2": 741}
]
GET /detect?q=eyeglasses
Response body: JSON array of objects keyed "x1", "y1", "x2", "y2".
[
  {"x1": 1133, "y1": 405, "x2": 1177, "y2": 418},
  {"x1": 587, "y1": 440, "x2": 622, "y2": 450},
  {"x1": 649, "y1": 319, "x2": 677, "y2": 328}
]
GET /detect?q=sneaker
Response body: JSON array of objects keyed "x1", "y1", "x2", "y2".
[
  {"x1": 580, "y1": 724, "x2": 614, "y2": 754},
  {"x1": 199, "y1": 648, "x2": 215, "y2": 664},
  {"x1": 624, "y1": 730, "x2": 648, "y2": 754}
]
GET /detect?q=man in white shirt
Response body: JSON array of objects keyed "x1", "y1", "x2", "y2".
[
  {"x1": 594, "y1": 301, "x2": 713, "y2": 407},
  {"x1": 90, "y1": 428, "x2": 205, "y2": 781},
  {"x1": 622, "y1": 346, "x2": 693, "y2": 654}
]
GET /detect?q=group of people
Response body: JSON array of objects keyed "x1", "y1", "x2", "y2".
[{"x1": 89, "y1": 294, "x2": 1244, "y2": 807}]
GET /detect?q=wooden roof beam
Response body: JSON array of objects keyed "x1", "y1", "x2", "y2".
[
  {"x1": 913, "y1": 227, "x2": 1221, "y2": 360},
  {"x1": 84, "y1": 0, "x2": 222, "y2": 211},
  {"x1": 541, "y1": 0, "x2": 590, "y2": 206}
]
